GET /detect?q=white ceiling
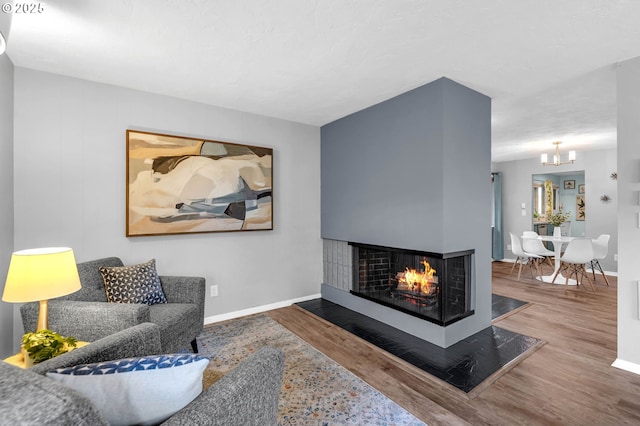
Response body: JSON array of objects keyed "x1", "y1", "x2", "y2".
[{"x1": 5, "y1": 0, "x2": 640, "y2": 162}]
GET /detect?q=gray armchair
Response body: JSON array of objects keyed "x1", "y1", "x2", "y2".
[
  {"x1": 0, "y1": 323, "x2": 286, "y2": 425},
  {"x1": 21, "y1": 257, "x2": 206, "y2": 353}
]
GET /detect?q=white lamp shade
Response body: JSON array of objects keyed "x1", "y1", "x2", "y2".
[
  {"x1": 3, "y1": 247, "x2": 81, "y2": 303},
  {"x1": 569, "y1": 150, "x2": 576, "y2": 161},
  {"x1": 541, "y1": 153, "x2": 548, "y2": 164}
]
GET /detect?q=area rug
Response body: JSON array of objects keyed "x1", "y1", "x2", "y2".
[{"x1": 198, "y1": 314, "x2": 426, "y2": 425}]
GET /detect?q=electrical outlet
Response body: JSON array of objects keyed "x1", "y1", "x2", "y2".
[
  {"x1": 210, "y1": 285, "x2": 218, "y2": 297},
  {"x1": 614, "y1": 254, "x2": 618, "y2": 262},
  {"x1": 507, "y1": 244, "x2": 512, "y2": 251}
]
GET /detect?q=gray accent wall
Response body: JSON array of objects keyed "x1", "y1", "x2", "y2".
[
  {"x1": 320, "y1": 77, "x2": 492, "y2": 347},
  {"x1": 616, "y1": 55, "x2": 640, "y2": 370},
  {"x1": 322, "y1": 79, "x2": 446, "y2": 250}
]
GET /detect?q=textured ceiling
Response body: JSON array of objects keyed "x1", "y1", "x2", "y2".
[{"x1": 6, "y1": 0, "x2": 640, "y2": 161}]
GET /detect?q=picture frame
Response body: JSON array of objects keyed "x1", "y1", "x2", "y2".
[
  {"x1": 564, "y1": 180, "x2": 575, "y2": 190},
  {"x1": 126, "y1": 130, "x2": 273, "y2": 237},
  {"x1": 576, "y1": 195, "x2": 585, "y2": 221},
  {"x1": 578, "y1": 184, "x2": 585, "y2": 194}
]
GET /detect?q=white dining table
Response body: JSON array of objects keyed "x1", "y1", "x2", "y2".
[{"x1": 534, "y1": 235, "x2": 576, "y2": 285}]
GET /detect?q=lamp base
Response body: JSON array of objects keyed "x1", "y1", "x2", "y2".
[{"x1": 37, "y1": 300, "x2": 49, "y2": 331}]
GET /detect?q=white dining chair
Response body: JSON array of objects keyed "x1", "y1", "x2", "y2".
[
  {"x1": 590, "y1": 234, "x2": 611, "y2": 286},
  {"x1": 509, "y1": 232, "x2": 543, "y2": 281},
  {"x1": 551, "y1": 238, "x2": 596, "y2": 291},
  {"x1": 522, "y1": 231, "x2": 555, "y2": 273}
]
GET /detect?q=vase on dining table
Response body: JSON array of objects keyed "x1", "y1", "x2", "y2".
[{"x1": 553, "y1": 226, "x2": 562, "y2": 239}]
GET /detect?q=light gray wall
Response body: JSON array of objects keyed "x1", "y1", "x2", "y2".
[
  {"x1": 320, "y1": 77, "x2": 492, "y2": 347},
  {"x1": 583, "y1": 151, "x2": 618, "y2": 272},
  {"x1": 493, "y1": 148, "x2": 618, "y2": 272},
  {"x1": 11, "y1": 68, "x2": 322, "y2": 349},
  {"x1": 0, "y1": 51, "x2": 13, "y2": 358},
  {"x1": 616, "y1": 55, "x2": 640, "y2": 369},
  {"x1": 0, "y1": 10, "x2": 14, "y2": 358}
]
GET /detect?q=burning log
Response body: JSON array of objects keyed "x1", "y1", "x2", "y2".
[{"x1": 396, "y1": 258, "x2": 438, "y2": 294}]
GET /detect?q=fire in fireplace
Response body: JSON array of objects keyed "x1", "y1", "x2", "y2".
[{"x1": 350, "y1": 242, "x2": 474, "y2": 326}]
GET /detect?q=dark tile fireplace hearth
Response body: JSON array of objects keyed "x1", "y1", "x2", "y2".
[
  {"x1": 350, "y1": 243, "x2": 474, "y2": 326},
  {"x1": 296, "y1": 299, "x2": 544, "y2": 394}
]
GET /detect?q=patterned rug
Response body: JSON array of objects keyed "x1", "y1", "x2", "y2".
[{"x1": 198, "y1": 314, "x2": 426, "y2": 425}]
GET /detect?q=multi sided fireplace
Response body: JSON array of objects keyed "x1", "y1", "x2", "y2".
[{"x1": 350, "y1": 242, "x2": 474, "y2": 326}]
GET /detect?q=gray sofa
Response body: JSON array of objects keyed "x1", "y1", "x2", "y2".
[
  {"x1": 0, "y1": 323, "x2": 285, "y2": 425},
  {"x1": 21, "y1": 257, "x2": 205, "y2": 353}
]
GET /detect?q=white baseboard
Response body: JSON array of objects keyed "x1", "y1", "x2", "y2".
[
  {"x1": 612, "y1": 358, "x2": 640, "y2": 375},
  {"x1": 498, "y1": 258, "x2": 618, "y2": 277},
  {"x1": 585, "y1": 268, "x2": 618, "y2": 277},
  {"x1": 203, "y1": 293, "x2": 321, "y2": 325},
  {"x1": 611, "y1": 358, "x2": 640, "y2": 374}
]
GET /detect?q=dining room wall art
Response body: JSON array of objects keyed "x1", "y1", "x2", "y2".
[
  {"x1": 576, "y1": 195, "x2": 585, "y2": 221},
  {"x1": 126, "y1": 130, "x2": 273, "y2": 237}
]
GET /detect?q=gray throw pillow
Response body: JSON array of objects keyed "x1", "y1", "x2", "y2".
[{"x1": 99, "y1": 259, "x2": 168, "y2": 305}]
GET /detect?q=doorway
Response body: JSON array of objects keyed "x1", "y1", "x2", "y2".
[{"x1": 532, "y1": 171, "x2": 585, "y2": 238}]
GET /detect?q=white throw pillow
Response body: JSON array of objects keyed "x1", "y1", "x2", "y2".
[{"x1": 46, "y1": 353, "x2": 210, "y2": 426}]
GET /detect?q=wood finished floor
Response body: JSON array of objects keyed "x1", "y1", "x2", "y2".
[{"x1": 267, "y1": 261, "x2": 640, "y2": 426}]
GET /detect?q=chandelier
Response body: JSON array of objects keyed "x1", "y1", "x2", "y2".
[{"x1": 541, "y1": 141, "x2": 575, "y2": 166}]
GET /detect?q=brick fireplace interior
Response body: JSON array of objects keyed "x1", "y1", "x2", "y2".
[{"x1": 351, "y1": 242, "x2": 474, "y2": 326}]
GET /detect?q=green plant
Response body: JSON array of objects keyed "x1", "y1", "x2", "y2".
[
  {"x1": 21, "y1": 329, "x2": 77, "y2": 364},
  {"x1": 548, "y1": 210, "x2": 570, "y2": 227}
]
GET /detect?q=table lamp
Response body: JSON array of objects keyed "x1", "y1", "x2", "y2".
[{"x1": 2, "y1": 247, "x2": 82, "y2": 331}]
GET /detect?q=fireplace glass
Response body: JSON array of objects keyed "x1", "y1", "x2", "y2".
[{"x1": 350, "y1": 243, "x2": 474, "y2": 326}]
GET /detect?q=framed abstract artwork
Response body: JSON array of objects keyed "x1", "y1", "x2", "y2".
[
  {"x1": 564, "y1": 180, "x2": 575, "y2": 190},
  {"x1": 126, "y1": 130, "x2": 273, "y2": 237}
]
